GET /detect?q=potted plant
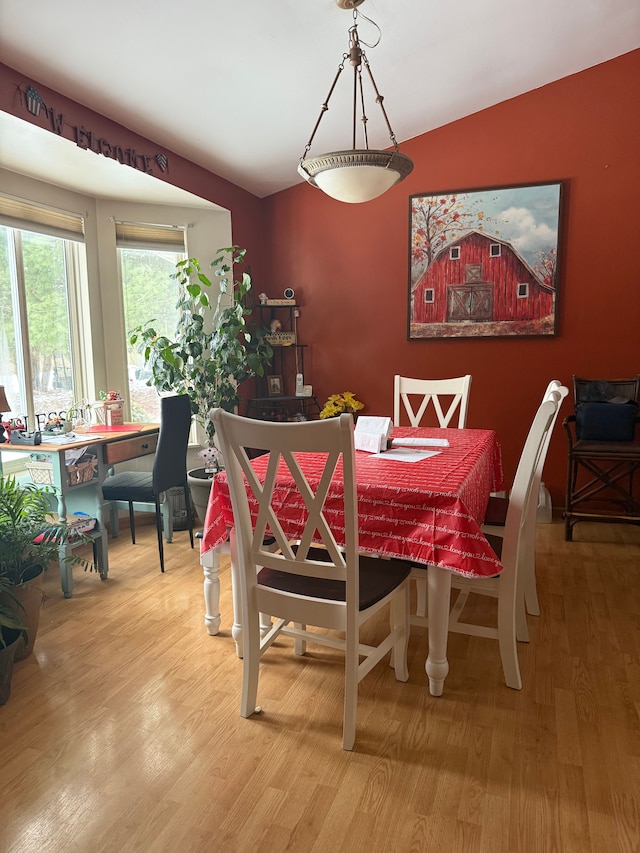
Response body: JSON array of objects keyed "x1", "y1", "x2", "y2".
[
  {"x1": 0, "y1": 475, "x2": 95, "y2": 659},
  {"x1": 0, "y1": 575, "x2": 27, "y2": 705},
  {"x1": 129, "y1": 245, "x2": 273, "y2": 521}
]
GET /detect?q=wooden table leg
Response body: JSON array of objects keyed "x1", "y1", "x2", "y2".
[
  {"x1": 425, "y1": 565, "x2": 452, "y2": 696},
  {"x1": 201, "y1": 546, "x2": 221, "y2": 636}
]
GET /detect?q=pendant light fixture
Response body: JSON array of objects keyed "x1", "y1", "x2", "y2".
[{"x1": 297, "y1": 0, "x2": 413, "y2": 204}]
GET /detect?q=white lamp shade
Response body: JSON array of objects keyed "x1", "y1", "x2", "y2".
[{"x1": 299, "y1": 149, "x2": 414, "y2": 204}]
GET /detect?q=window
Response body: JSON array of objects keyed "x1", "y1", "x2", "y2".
[
  {"x1": 424, "y1": 288, "x2": 434, "y2": 303},
  {"x1": 490, "y1": 243, "x2": 501, "y2": 257},
  {"x1": 0, "y1": 195, "x2": 87, "y2": 435},
  {"x1": 517, "y1": 283, "x2": 529, "y2": 298},
  {"x1": 117, "y1": 222, "x2": 186, "y2": 423},
  {"x1": 449, "y1": 247, "x2": 460, "y2": 260}
]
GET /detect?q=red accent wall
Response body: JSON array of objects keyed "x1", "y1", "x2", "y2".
[
  {"x1": 261, "y1": 49, "x2": 640, "y2": 507},
  {"x1": 1, "y1": 51, "x2": 639, "y2": 506}
]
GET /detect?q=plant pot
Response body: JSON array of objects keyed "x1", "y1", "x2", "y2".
[
  {"x1": 13, "y1": 567, "x2": 45, "y2": 661},
  {"x1": 0, "y1": 564, "x2": 45, "y2": 661},
  {"x1": 0, "y1": 627, "x2": 21, "y2": 706},
  {"x1": 187, "y1": 467, "x2": 215, "y2": 525}
]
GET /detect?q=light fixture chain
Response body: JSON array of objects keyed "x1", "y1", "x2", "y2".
[
  {"x1": 361, "y1": 53, "x2": 400, "y2": 150},
  {"x1": 356, "y1": 65, "x2": 369, "y2": 149},
  {"x1": 299, "y1": 57, "x2": 347, "y2": 162}
]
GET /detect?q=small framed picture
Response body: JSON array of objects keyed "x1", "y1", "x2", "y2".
[{"x1": 267, "y1": 375, "x2": 283, "y2": 397}]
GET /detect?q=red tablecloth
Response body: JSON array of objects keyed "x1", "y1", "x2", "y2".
[{"x1": 201, "y1": 426, "x2": 504, "y2": 578}]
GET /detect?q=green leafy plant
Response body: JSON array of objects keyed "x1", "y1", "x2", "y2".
[
  {"x1": 0, "y1": 475, "x2": 95, "y2": 587},
  {"x1": 129, "y1": 246, "x2": 273, "y2": 445}
]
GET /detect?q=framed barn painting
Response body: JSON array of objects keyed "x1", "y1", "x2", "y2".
[{"x1": 408, "y1": 181, "x2": 563, "y2": 339}]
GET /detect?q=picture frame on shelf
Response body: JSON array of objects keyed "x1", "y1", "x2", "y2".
[
  {"x1": 267, "y1": 375, "x2": 284, "y2": 397},
  {"x1": 408, "y1": 181, "x2": 563, "y2": 339}
]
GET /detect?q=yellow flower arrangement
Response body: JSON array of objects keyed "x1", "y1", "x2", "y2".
[{"x1": 319, "y1": 391, "x2": 365, "y2": 419}]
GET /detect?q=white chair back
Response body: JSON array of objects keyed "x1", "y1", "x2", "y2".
[
  {"x1": 393, "y1": 374, "x2": 472, "y2": 428},
  {"x1": 211, "y1": 408, "x2": 410, "y2": 750},
  {"x1": 520, "y1": 380, "x2": 569, "y2": 615},
  {"x1": 412, "y1": 389, "x2": 564, "y2": 690}
]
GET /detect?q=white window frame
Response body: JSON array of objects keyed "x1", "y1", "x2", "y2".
[
  {"x1": 0, "y1": 213, "x2": 89, "y2": 472},
  {"x1": 0, "y1": 222, "x2": 89, "y2": 427},
  {"x1": 517, "y1": 282, "x2": 529, "y2": 298},
  {"x1": 424, "y1": 288, "x2": 434, "y2": 303}
]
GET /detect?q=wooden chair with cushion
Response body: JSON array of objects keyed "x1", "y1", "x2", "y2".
[
  {"x1": 482, "y1": 380, "x2": 569, "y2": 633},
  {"x1": 410, "y1": 390, "x2": 563, "y2": 690},
  {"x1": 563, "y1": 375, "x2": 640, "y2": 541},
  {"x1": 393, "y1": 374, "x2": 472, "y2": 428},
  {"x1": 211, "y1": 408, "x2": 411, "y2": 751},
  {"x1": 102, "y1": 394, "x2": 194, "y2": 572}
]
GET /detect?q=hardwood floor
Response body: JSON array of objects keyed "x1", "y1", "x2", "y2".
[{"x1": 1, "y1": 518, "x2": 639, "y2": 852}]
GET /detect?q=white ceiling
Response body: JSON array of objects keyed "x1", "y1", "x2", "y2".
[{"x1": 0, "y1": 0, "x2": 638, "y2": 206}]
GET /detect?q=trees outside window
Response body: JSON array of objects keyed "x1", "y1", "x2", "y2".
[
  {"x1": 119, "y1": 244, "x2": 185, "y2": 423},
  {"x1": 0, "y1": 225, "x2": 79, "y2": 429}
]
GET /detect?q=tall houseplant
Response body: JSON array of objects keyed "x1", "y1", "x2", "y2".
[{"x1": 129, "y1": 246, "x2": 273, "y2": 519}]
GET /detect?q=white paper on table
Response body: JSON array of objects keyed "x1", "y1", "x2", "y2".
[
  {"x1": 354, "y1": 430, "x2": 386, "y2": 453},
  {"x1": 392, "y1": 437, "x2": 450, "y2": 447},
  {"x1": 374, "y1": 447, "x2": 442, "y2": 463},
  {"x1": 45, "y1": 432, "x2": 99, "y2": 445}
]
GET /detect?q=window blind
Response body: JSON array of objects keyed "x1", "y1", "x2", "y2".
[
  {"x1": 0, "y1": 194, "x2": 85, "y2": 242},
  {"x1": 115, "y1": 221, "x2": 186, "y2": 252}
]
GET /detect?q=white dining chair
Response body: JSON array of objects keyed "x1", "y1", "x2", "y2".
[
  {"x1": 481, "y1": 380, "x2": 569, "y2": 634},
  {"x1": 211, "y1": 408, "x2": 411, "y2": 751},
  {"x1": 410, "y1": 390, "x2": 563, "y2": 690},
  {"x1": 393, "y1": 374, "x2": 472, "y2": 428},
  {"x1": 394, "y1": 374, "x2": 473, "y2": 618}
]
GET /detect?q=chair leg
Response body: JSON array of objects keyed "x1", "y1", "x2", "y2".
[
  {"x1": 343, "y1": 632, "x2": 359, "y2": 751},
  {"x1": 109, "y1": 502, "x2": 120, "y2": 538},
  {"x1": 522, "y1": 503, "x2": 541, "y2": 617},
  {"x1": 497, "y1": 572, "x2": 522, "y2": 690},
  {"x1": 391, "y1": 584, "x2": 410, "y2": 682},
  {"x1": 183, "y1": 484, "x2": 194, "y2": 549},
  {"x1": 294, "y1": 625, "x2": 306, "y2": 656},
  {"x1": 128, "y1": 502, "x2": 136, "y2": 544},
  {"x1": 415, "y1": 573, "x2": 427, "y2": 617},
  {"x1": 515, "y1": 588, "x2": 529, "y2": 643},
  {"x1": 155, "y1": 500, "x2": 165, "y2": 572},
  {"x1": 240, "y1": 612, "x2": 262, "y2": 718},
  {"x1": 523, "y1": 550, "x2": 540, "y2": 617}
]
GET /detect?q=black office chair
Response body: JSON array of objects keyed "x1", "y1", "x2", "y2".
[{"x1": 102, "y1": 394, "x2": 195, "y2": 571}]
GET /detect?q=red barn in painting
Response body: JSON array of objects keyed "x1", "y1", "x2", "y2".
[{"x1": 411, "y1": 231, "x2": 554, "y2": 326}]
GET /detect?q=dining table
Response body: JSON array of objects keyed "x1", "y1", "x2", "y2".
[{"x1": 199, "y1": 425, "x2": 504, "y2": 696}]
